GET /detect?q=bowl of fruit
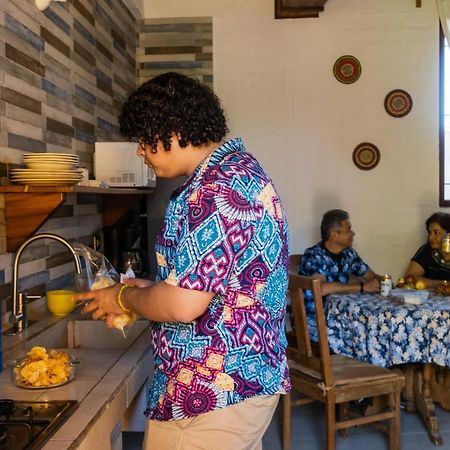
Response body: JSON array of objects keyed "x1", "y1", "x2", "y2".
[
  {"x1": 392, "y1": 275, "x2": 429, "y2": 304},
  {"x1": 395, "y1": 275, "x2": 426, "y2": 291}
]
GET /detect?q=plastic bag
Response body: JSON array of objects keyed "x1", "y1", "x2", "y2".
[
  {"x1": 121, "y1": 265, "x2": 136, "y2": 283},
  {"x1": 73, "y1": 244, "x2": 119, "y2": 289},
  {"x1": 74, "y1": 244, "x2": 137, "y2": 336}
]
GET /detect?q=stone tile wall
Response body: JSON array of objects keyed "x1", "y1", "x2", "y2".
[
  {"x1": 0, "y1": 0, "x2": 138, "y2": 327},
  {"x1": 136, "y1": 17, "x2": 213, "y2": 278},
  {"x1": 0, "y1": 6, "x2": 214, "y2": 329},
  {"x1": 138, "y1": 17, "x2": 212, "y2": 87}
]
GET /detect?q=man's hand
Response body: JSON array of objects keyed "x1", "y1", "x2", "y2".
[
  {"x1": 73, "y1": 284, "x2": 124, "y2": 320},
  {"x1": 74, "y1": 280, "x2": 214, "y2": 323},
  {"x1": 362, "y1": 278, "x2": 380, "y2": 293}
]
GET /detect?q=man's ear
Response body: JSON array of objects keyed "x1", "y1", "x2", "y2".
[
  {"x1": 169, "y1": 133, "x2": 186, "y2": 152},
  {"x1": 171, "y1": 133, "x2": 182, "y2": 144},
  {"x1": 328, "y1": 230, "x2": 337, "y2": 241}
]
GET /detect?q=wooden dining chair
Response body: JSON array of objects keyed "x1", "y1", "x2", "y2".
[
  {"x1": 289, "y1": 253, "x2": 302, "y2": 274},
  {"x1": 286, "y1": 254, "x2": 303, "y2": 349},
  {"x1": 283, "y1": 274, "x2": 404, "y2": 450}
]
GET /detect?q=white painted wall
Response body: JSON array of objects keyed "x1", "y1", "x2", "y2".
[{"x1": 143, "y1": 0, "x2": 442, "y2": 280}]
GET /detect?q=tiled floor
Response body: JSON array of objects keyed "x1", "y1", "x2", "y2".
[{"x1": 123, "y1": 401, "x2": 450, "y2": 449}]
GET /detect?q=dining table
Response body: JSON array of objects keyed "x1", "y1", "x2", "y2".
[{"x1": 324, "y1": 291, "x2": 450, "y2": 446}]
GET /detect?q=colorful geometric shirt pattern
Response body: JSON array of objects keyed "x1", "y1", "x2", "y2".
[
  {"x1": 300, "y1": 243, "x2": 369, "y2": 340},
  {"x1": 145, "y1": 137, "x2": 290, "y2": 421}
]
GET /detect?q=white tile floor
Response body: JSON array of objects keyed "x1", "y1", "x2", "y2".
[{"x1": 123, "y1": 400, "x2": 450, "y2": 449}]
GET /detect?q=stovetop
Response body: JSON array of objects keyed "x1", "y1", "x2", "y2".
[{"x1": 0, "y1": 399, "x2": 78, "y2": 450}]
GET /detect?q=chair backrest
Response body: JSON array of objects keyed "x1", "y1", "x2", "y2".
[
  {"x1": 288, "y1": 273, "x2": 334, "y2": 387},
  {"x1": 289, "y1": 254, "x2": 303, "y2": 274}
]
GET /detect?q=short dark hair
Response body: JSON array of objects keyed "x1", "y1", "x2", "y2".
[
  {"x1": 425, "y1": 212, "x2": 450, "y2": 233},
  {"x1": 119, "y1": 72, "x2": 228, "y2": 152},
  {"x1": 321, "y1": 209, "x2": 349, "y2": 241}
]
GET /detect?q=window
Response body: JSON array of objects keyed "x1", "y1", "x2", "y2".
[{"x1": 441, "y1": 28, "x2": 450, "y2": 205}]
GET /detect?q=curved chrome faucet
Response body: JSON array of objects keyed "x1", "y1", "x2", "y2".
[{"x1": 9, "y1": 233, "x2": 82, "y2": 334}]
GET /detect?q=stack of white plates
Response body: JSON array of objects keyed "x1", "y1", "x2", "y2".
[{"x1": 10, "y1": 153, "x2": 82, "y2": 186}]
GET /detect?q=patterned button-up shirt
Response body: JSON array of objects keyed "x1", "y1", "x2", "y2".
[
  {"x1": 146, "y1": 137, "x2": 290, "y2": 421},
  {"x1": 300, "y1": 243, "x2": 369, "y2": 340}
]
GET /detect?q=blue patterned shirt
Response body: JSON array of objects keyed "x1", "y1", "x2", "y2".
[
  {"x1": 146, "y1": 138, "x2": 290, "y2": 421},
  {"x1": 299, "y1": 242, "x2": 369, "y2": 340}
]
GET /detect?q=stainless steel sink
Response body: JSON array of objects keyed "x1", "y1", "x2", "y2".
[
  {"x1": 66, "y1": 319, "x2": 148, "y2": 349},
  {"x1": 13, "y1": 317, "x2": 149, "y2": 351}
]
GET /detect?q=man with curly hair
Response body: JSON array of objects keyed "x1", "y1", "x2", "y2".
[{"x1": 74, "y1": 72, "x2": 290, "y2": 449}]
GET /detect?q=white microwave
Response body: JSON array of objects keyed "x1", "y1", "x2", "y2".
[{"x1": 94, "y1": 142, "x2": 156, "y2": 187}]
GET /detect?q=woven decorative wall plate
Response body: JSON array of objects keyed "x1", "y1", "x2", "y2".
[
  {"x1": 384, "y1": 89, "x2": 413, "y2": 117},
  {"x1": 333, "y1": 55, "x2": 361, "y2": 84},
  {"x1": 352, "y1": 142, "x2": 380, "y2": 170}
]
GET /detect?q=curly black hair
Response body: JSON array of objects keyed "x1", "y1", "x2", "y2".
[{"x1": 119, "y1": 72, "x2": 229, "y2": 152}]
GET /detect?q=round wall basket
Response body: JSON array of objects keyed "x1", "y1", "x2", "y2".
[
  {"x1": 384, "y1": 89, "x2": 413, "y2": 118},
  {"x1": 333, "y1": 55, "x2": 361, "y2": 84},
  {"x1": 352, "y1": 142, "x2": 380, "y2": 171}
]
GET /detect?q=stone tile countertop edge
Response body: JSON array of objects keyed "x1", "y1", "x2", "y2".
[
  {"x1": 0, "y1": 315, "x2": 153, "y2": 450},
  {"x1": 46, "y1": 330, "x2": 153, "y2": 448}
]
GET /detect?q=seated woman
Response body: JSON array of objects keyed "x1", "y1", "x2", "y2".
[{"x1": 405, "y1": 212, "x2": 450, "y2": 288}]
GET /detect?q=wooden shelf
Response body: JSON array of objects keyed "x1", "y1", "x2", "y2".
[
  {"x1": 0, "y1": 185, "x2": 154, "y2": 195},
  {"x1": 0, "y1": 185, "x2": 155, "y2": 252}
]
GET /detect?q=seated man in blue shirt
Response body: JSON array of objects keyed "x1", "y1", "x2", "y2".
[{"x1": 299, "y1": 209, "x2": 380, "y2": 340}]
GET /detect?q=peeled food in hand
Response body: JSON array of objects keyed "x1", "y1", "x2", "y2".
[
  {"x1": 91, "y1": 276, "x2": 114, "y2": 290},
  {"x1": 112, "y1": 312, "x2": 137, "y2": 337},
  {"x1": 90, "y1": 276, "x2": 136, "y2": 335}
]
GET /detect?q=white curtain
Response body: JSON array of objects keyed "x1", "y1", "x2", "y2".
[{"x1": 437, "y1": 0, "x2": 450, "y2": 42}]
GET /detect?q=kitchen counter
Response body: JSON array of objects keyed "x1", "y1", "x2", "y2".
[{"x1": 1, "y1": 310, "x2": 154, "y2": 449}]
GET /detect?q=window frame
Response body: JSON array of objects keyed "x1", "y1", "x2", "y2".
[{"x1": 440, "y1": 26, "x2": 448, "y2": 206}]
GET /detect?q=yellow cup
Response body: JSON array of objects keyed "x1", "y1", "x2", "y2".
[{"x1": 46, "y1": 290, "x2": 76, "y2": 316}]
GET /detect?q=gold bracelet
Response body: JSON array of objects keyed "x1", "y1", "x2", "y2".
[{"x1": 117, "y1": 284, "x2": 132, "y2": 313}]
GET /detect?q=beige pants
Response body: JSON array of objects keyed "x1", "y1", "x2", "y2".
[{"x1": 142, "y1": 394, "x2": 280, "y2": 450}]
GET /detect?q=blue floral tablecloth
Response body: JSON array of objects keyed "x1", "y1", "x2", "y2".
[{"x1": 325, "y1": 293, "x2": 450, "y2": 368}]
